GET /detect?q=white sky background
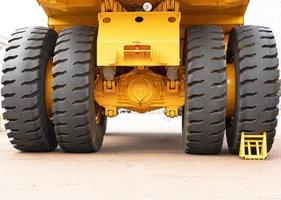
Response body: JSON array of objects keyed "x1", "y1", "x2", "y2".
[{"x1": 0, "y1": 1, "x2": 47, "y2": 38}]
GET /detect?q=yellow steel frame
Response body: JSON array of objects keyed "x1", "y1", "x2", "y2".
[{"x1": 39, "y1": 0, "x2": 249, "y2": 117}]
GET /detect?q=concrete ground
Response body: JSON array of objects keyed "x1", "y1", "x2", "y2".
[{"x1": 0, "y1": 114, "x2": 280, "y2": 200}]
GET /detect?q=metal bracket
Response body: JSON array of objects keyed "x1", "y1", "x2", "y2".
[
  {"x1": 105, "y1": 106, "x2": 118, "y2": 117},
  {"x1": 167, "y1": 80, "x2": 179, "y2": 94},
  {"x1": 103, "y1": 80, "x2": 116, "y2": 93},
  {"x1": 101, "y1": 0, "x2": 126, "y2": 12},
  {"x1": 155, "y1": 0, "x2": 179, "y2": 11},
  {"x1": 165, "y1": 106, "x2": 179, "y2": 118}
]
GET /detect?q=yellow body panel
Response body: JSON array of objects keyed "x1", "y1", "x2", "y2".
[
  {"x1": 38, "y1": 0, "x2": 249, "y2": 116},
  {"x1": 38, "y1": 0, "x2": 249, "y2": 31},
  {"x1": 97, "y1": 12, "x2": 180, "y2": 66},
  {"x1": 38, "y1": 0, "x2": 249, "y2": 16}
]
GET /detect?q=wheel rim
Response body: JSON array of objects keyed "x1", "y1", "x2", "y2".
[
  {"x1": 226, "y1": 63, "x2": 236, "y2": 117},
  {"x1": 45, "y1": 58, "x2": 53, "y2": 118},
  {"x1": 95, "y1": 102, "x2": 102, "y2": 124}
]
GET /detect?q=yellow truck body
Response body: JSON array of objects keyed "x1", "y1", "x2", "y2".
[{"x1": 37, "y1": 0, "x2": 249, "y2": 116}]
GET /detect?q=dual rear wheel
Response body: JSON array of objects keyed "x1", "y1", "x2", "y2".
[
  {"x1": 2, "y1": 26, "x2": 106, "y2": 153},
  {"x1": 182, "y1": 25, "x2": 279, "y2": 154},
  {"x1": 1, "y1": 25, "x2": 279, "y2": 154},
  {"x1": 52, "y1": 26, "x2": 107, "y2": 153}
]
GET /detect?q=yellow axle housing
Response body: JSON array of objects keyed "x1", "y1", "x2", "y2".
[{"x1": 95, "y1": 68, "x2": 185, "y2": 117}]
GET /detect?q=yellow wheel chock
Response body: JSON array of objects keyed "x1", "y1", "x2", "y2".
[{"x1": 239, "y1": 132, "x2": 268, "y2": 160}]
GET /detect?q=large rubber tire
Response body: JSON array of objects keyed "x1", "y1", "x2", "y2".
[
  {"x1": 53, "y1": 26, "x2": 107, "y2": 153},
  {"x1": 182, "y1": 26, "x2": 227, "y2": 154},
  {"x1": 226, "y1": 26, "x2": 280, "y2": 154},
  {"x1": 1, "y1": 27, "x2": 58, "y2": 152}
]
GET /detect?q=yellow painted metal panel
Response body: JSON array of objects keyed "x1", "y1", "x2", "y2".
[
  {"x1": 97, "y1": 12, "x2": 180, "y2": 66},
  {"x1": 38, "y1": 0, "x2": 249, "y2": 29},
  {"x1": 38, "y1": 0, "x2": 249, "y2": 15}
]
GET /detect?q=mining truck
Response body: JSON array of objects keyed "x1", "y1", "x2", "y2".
[{"x1": 1, "y1": 0, "x2": 279, "y2": 154}]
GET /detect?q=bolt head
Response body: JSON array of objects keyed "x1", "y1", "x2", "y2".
[{"x1": 143, "y1": 2, "x2": 153, "y2": 12}]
